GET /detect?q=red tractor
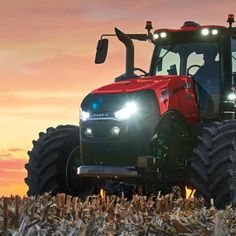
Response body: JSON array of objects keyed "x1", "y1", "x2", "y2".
[{"x1": 25, "y1": 15, "x2": 236, "y2": 208}]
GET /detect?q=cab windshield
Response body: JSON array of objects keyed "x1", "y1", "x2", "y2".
[{"x1": 152, "y1": 42, "x2": 219, "y2": 76}]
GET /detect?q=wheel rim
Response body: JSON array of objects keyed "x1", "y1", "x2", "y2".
[{"x1": 66, "y1": 147, "x2": 81, "y2": 195}]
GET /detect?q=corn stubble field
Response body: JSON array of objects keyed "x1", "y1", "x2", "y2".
[{"x1": 1, "y1": 192, "x2": 236, "y2": 236}]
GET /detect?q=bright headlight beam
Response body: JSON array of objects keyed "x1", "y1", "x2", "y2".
[
  {"x1": 80, "y1": 110, "x2": 90, "y2": 121},
  {"x1": 228, "y1": 93, "x2": 236, "y2": 100},
  {"x1": 114, "y1": 102, "x2": 138, "y2": 120},
  {"x1": 125, "y1": 102, "x2": 138, "y2": 113}
]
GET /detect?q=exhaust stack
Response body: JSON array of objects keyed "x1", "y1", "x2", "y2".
[{"x1": 115, "y1": 27, "x2": 135, "y2": 80}]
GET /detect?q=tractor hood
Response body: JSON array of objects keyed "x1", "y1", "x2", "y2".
[
  {"x1": 91, "y1": 75, "x2": 199, "y2": 124},
  {"x1": 92, "y1": 75, "x2": 186, "y2": 94}
]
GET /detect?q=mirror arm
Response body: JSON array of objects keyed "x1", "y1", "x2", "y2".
[
  {"x1": 100, "y1": 34, "x2": 149, "y2": 41},
  {"x1": 101, "y1": 34, "x2": 116, "y2": 39}
]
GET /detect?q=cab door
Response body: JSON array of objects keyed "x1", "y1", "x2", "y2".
[{"x1": 231, "y1": 37, "x2": 236, "y2": 77}]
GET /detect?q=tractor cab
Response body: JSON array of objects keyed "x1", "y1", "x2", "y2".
[
  {"x1": 150, "y1": 24, "x2": 222, "y2": 118},
  {"x1": 149, "y1": 21, "x2": 236, "y2": 119}
]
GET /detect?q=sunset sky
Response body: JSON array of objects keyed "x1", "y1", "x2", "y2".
[{"x1": 1, "y1": 0, "x2": 236, "y2": 196}]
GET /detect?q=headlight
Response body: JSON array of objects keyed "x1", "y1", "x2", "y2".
[
  {"x1": 228, "y1": 93, "x2": 236, "y2": 100},
  {"x1": 80, "y1": 109, "x2": 90, "y2": 121},
  {"x1": 114, "y1": 102, "x2": 138, "y2": 120},
  {"x1": 84, "y1": 127, "x2": 93, "y2": 137}
]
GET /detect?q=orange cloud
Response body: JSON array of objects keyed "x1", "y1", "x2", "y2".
[
  {"x1": 0, "y1": 158, "x2": 26, "y2": 169},
  {"x1": 0, "y1": 157, "x2": 27, "y2": 196},
  {"x1": 0, "y1": 149, "x2": 27, "y2": 159},
  {"x1": 0, "y1": 170, "x2": 26, "y2": 185},
  {"x1": 6, "y1": 148, "x2": 26, "y2": 152},
  {"x1": 0, "y1": 184, "x2": 28, "y2": 197}
]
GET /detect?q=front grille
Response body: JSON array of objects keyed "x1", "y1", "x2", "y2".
[
  {"x1": 82, "y1": 119, "x2": 128, "y2": 139},
  {"x1": 93, "y1": 120, "x2": 113, "y2": 138}
]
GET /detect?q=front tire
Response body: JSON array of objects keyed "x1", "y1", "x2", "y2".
[{"x1": 25, "y1": 125, "x2": 80, "y2": 196}]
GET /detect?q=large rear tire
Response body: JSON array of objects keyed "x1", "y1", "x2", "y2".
[
  {"x1": 25, "y1": 125, "x2": 80, "y2": 196},
  {"x1": 191, "y1": 120, "x2": 236, "y2": 208}
]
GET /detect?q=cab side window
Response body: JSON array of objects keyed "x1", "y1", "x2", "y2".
[
  {"x1": 156, "y1": 48, "x2": 180, "y2": 75},
  {"x1": 232, "y1": 38, "x2": 236, "y2": 74}
]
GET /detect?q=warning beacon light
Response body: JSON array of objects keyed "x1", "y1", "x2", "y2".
[
  {"x1": 227, "y1": 14, "x2": 235, "y2": 27},
  {"x1": 145, "y1": 21, "x2": 153, "y2": 34}
]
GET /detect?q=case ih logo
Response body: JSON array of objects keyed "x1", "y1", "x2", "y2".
[{"x1": 92, "y1": 113, "x2": 110, "y2": 118}]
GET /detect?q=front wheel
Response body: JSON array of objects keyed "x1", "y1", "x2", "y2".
[
  {"x1": 66, "y1": 147, "x2": 95, "y2": 196},
  {"x1": 25, "y1": 125, "x2": 94, "y2": 196}
]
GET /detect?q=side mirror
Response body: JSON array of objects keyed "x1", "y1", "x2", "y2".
[{"x1": 95, "y1": 39, "x2": 108, "y2": 64}]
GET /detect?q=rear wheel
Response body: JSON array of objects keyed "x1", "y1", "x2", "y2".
[
  {"x1": 25, "y1": 125, "x2": 84, "y2": 196},
  {"x1": 191, "y1": 125, "x2": 214, "y2": 202},
  {"x1": 191, "y1": 120, "x2": 236, "y2": 208}
]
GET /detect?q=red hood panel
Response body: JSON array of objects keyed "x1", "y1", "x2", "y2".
[
  {"x1": 92, "y1": 75, "x2": 186, "y2": 94},
  {"x1": 91, "y1": 75, "x2": 199, "y2": 124}
]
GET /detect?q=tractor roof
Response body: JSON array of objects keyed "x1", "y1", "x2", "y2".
[
  {"x1": 154, "y1": 22, "x2": 227, "y2": 34},
  {"x1": 152, "y1": 21, "x2": 235, "y2": 43}
]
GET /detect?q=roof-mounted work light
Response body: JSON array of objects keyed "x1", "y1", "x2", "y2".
[{"x1": 201, "y1": 28, "x2": 210, "y2": 36}]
